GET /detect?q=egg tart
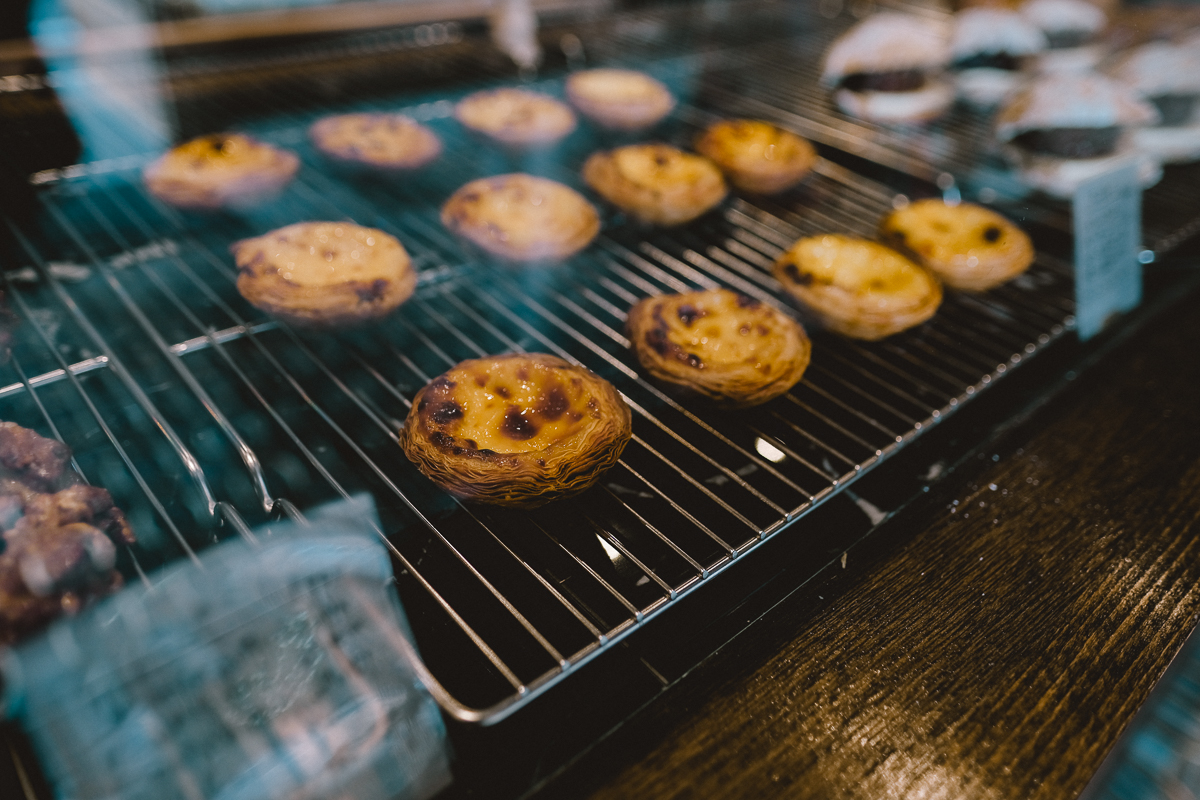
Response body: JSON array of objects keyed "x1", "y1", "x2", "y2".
[
  {"x1": 310, "y1": 113, "x2": 442, "y2": 171},
  {"x1": 627, "y1": 288, "x2": 811, "y2": 407},
  {"x1": 143, "y1": 133, "x2": 299, "y2": 210},
  {"x1": 400, "y1": 353, "x2": 632, "y2": 507},
  {"x1": 441, "y1": 174, "x2": 600, "y2": 262},
  {"x1": 880, "y1": 200, "x2": 1034, "y2": 291},
  {"x1": 565, "y1": 69, "x2": 675, "y2": 131},
  {"x1": 773, "y1": 235, "x2": 942, "y2": 340},
  {"x1": 582, "y1": 143, "x2": 727, "y2": 226},
  {"x1": 694, "y1": 120, "x2": 817, "y2": 194},
  {"x1": 454, "y1": 88, "x2": 577, "y2": 146},
  {"x1": 234, "y1": 221, "x2": 416, "y2": 328}
]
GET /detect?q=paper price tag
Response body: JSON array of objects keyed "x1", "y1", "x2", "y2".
[{"x1": 1073, "y1": 160, "x2": 1142, "y2": 341}]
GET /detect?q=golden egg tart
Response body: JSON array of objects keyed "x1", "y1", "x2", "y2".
[
  {"x1": 627, "y1": 288, "x2": 811, "y2": 407},
  {"x1": 143, "y1": 133, "x2": 299, "y2": 210},
  {"x1": 234, "y1": 221, "x2": 416, "y2": 328},
  {"x1": 441, "y1": 174, "x2": 600, "y2": 262},
  {"x1": 880, "y1": 200, "x2": 1035, "y2": 291},
  {"x1": 400, "y1": 353, "x2": 632, "y2": 507},
  {"x1": 694, "y1": 120, "x2": 817, "y2": 194},
  {"x1": 454, "y1": 88, "x2": 577, "y2": 146},
  {"x1": 565, "y1": 69, "x2": 676, "y2": 130},
  {"x1": 773, "y1": 234, "x2": 942, "y2": 340},
  {"x1": 582, "y1": 143, "x2": 727, "y2": 226},
  {"x1": 310, "y1": 113, "x2": 442, "y2": 170}
]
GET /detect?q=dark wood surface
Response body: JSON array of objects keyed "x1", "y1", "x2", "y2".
[{"x1": 532, "y1": 280, "x2": 1200, "y2": 800}]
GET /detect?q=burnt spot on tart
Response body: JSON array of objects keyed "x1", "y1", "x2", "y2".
[
  {"x1": 502, "y1": 407, "x2": 539, "y2": 440},
  {"x1": 1012, "y1": 127, "x2": 1121, "y2": 159},
  {"x1": 983, "y1": 226, "x2": 1002, "y2": 243},
  {"x1": 537, "y1": 386, "x2": 570, "y2": 421},
  {"x1": 676, "y1": 304, "x2": 704, "y2": 326},
  {"x1": 840, "y1": 69, "x2": 927, "y2": 93},
  {"x1": 782, "y1": 263, "x2": 814, "y2": 286},
  {"x1": 429, "y1": 401, "x2": 464, "y2": 426},
  {"x1": 645, "y1": 304, "x2": 707, "y2": 370},
  {"x1": 735, "y1": 294, "x2": 761, "y2": 309}
]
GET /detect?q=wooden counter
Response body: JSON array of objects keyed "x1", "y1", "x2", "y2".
[{"x1": 529, "y1": 269, "x2": 1200, "y2": 800}]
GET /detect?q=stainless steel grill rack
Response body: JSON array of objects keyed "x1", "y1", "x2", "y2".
[{"x1": 1, "y1": 0, "x2": 1192, "y2": 729}]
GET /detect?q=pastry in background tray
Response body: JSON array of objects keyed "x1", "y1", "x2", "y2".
[
  {"x1": 995, "y1": 71, "x2": 1161, "y2": 197},
  {"x1": 454, "y1": 88, "x2": 576, "y2": 146},
  {"x1": 950, "y1": 7, "x2": 1048, "y2": 106},
  {"x1": 234, "y1": 221, "x2": 416, "y2": 328},
  {"x1": 143, "y1": 133, "x2": 299, "y2": 210},
  {"x1": 582, "y1": 143, "x2": 726, "y2": 226},
  {"x1": 309, "y1": 112, "x2": 442, "y2": 171},
  {"x1": 773, "y1": 235, "x2": 942, "y2": 340},
  {"x1": 565, "y1": 69, "x2": 675, "y2": 131},
  {"x1": 400, "y1": 353, "x2": 632, "y2": 508},
  {"x1": 0, "y1": 421, "x2": 136, "y2": 644},
  {"x1": 693, "y1": 120, "x2": 817, "y2": 194},
  {"x1": 820, "y1": 13, "x2": 954, "y2": 123},
  {"x1": 880, "y1": 200, "x2": 1035, "y2": 291},
  {"x1": 1019, "y1": 0, "x2": 1108, "y2": 72},
  {"x1": 1106, "y1": 42, "x2": 1200, "y2": 164},
  {"x1": 626, "y1": 288, "x2": 811, "y2": 407},
  {"x1": 441, "y1": 174, "x2": 599, "y2": 262}
]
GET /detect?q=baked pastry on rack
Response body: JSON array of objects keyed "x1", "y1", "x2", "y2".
[
  {"x1": 950, "y1": 7, "x2": 1048, "y2": 106},
  {"x1": 1106, "y1": 42, "x2": 1200, "y2": 163},
  {"x1": 773, "y1": 234, "x2": 942, "y2": 340},
  {"x1": 565, "y1": 69, "x2": 676, "y2": 130},
  {"x1": 693, "y1": 120, "x2": 817, "y2": 194},
  {"x1": 143, "y1": 133, "x2": 299, "y2": 210},
  {"x1": 626, "y1": 288, "x2": 811, "y2": 407},
  {"x1": 234, "y1": 221, "x2": 416, "y2": 328},
  {"x1": 1019, "y1": 0, "x2": 1108, "y2": 72},
  {"x1": 441, "y1": 174, "x2": 600, "y2": 262},
  {"x1": 0, "y1": 422, "x2": 136, "y2": 644},
  {"x1": 995, "y1": 71, "x2": 1161, "y2": 197},
  {"x1": 582, "y1": 143, "x2": 727, "y2": 226},
  {"x1": 309, "y1": 113, "x2": 442, "y2": 171},
  {"x1": 820, "y1": 13, "x2": 954, "y2": 123},
  {"x1": 880, "y1": 200, "x2": 1035, "y2": 292},
  {"x1": 400, "y1": 353, "x2": 632, "y2": 508},
  {"x1": 454, "y1": 88, "x2": 577, "y2": 146}
]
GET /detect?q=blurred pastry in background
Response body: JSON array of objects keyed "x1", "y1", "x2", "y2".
[
  {"x1": 880, "y1": 200, "x2": 1034, "y2": 291},
  {"x1": 143, "y1": 133, "x2": 299, "y2": 211},
  {"x1": 821, "y1": 13, "x2": 954, "y2": 123},
  {"x1": 1106, "y1": 42, "x2": 1200, "y2": 163},
  {"x1": 565, "y1": 69, "x2": 676, "y2": 131},
  {"x1": 1019, "y1": 0, "x2": 1108, "y2": 72},
  {"x1": 442, "y1": 174, "x2": 600, "y2": 262},
  {"x1": 626, "y1": 288, "x2": 811, "y2": 407},
  {"x1": 0, "y1": 422, "x2": 136, "y2": 644},
  {"x1": 583, "y1": 143, "x2": 726, "y2": 226},
  {"x1": 310, "y1": 113, "x2": 442, "y2": 171},
  {"x1": 694, "y1": 120, "x2": 817, "y2": 194},
  {"x1": 454, "y1": 88, "x2": 576, "y2": 146},
  {"x1": 995, "y1": 71, "x2": 1161, "y2": 196},
  {"x1": 235, "y1": 221, "x2": 416, "y2": 328},
  {"x1": 773, "y1": 234, "x2": 942, "y2": 341},
  {"x1": 950, "y1": 7, "x2": 1048, "y2": 106}
]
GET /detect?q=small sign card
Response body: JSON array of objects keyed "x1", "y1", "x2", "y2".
[{"x1": 1072, "y1": 160, "x2": 1143, "y2": 341}]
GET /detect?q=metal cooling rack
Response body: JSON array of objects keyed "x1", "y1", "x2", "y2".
[{"x1": 5, "y1": 0, "x2": 1184, "y2": 727}]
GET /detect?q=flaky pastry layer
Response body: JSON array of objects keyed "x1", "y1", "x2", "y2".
[
  {"x1": 773, "y1": 234, "x2": 942, "y2": 340},
  {"x1": 235, "y1": 221, "x2": 415, "y2": 328},
  {"x1": 582, "y1": 144, "x2": 727, "y2": 226},
  {"x1": 400, "y1": 353, "x2": 631, "y2": 507},
  {"x1": 880, "y1": 200, "x2": 1034, "y2": 291},
  {"x1": 627, "y1": 288, "x2": 811, "y2": 407}
]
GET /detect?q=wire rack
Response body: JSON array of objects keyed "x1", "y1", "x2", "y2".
[{"x1": 5, "y1": 0, "x2": 1189, "y2": 728}]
